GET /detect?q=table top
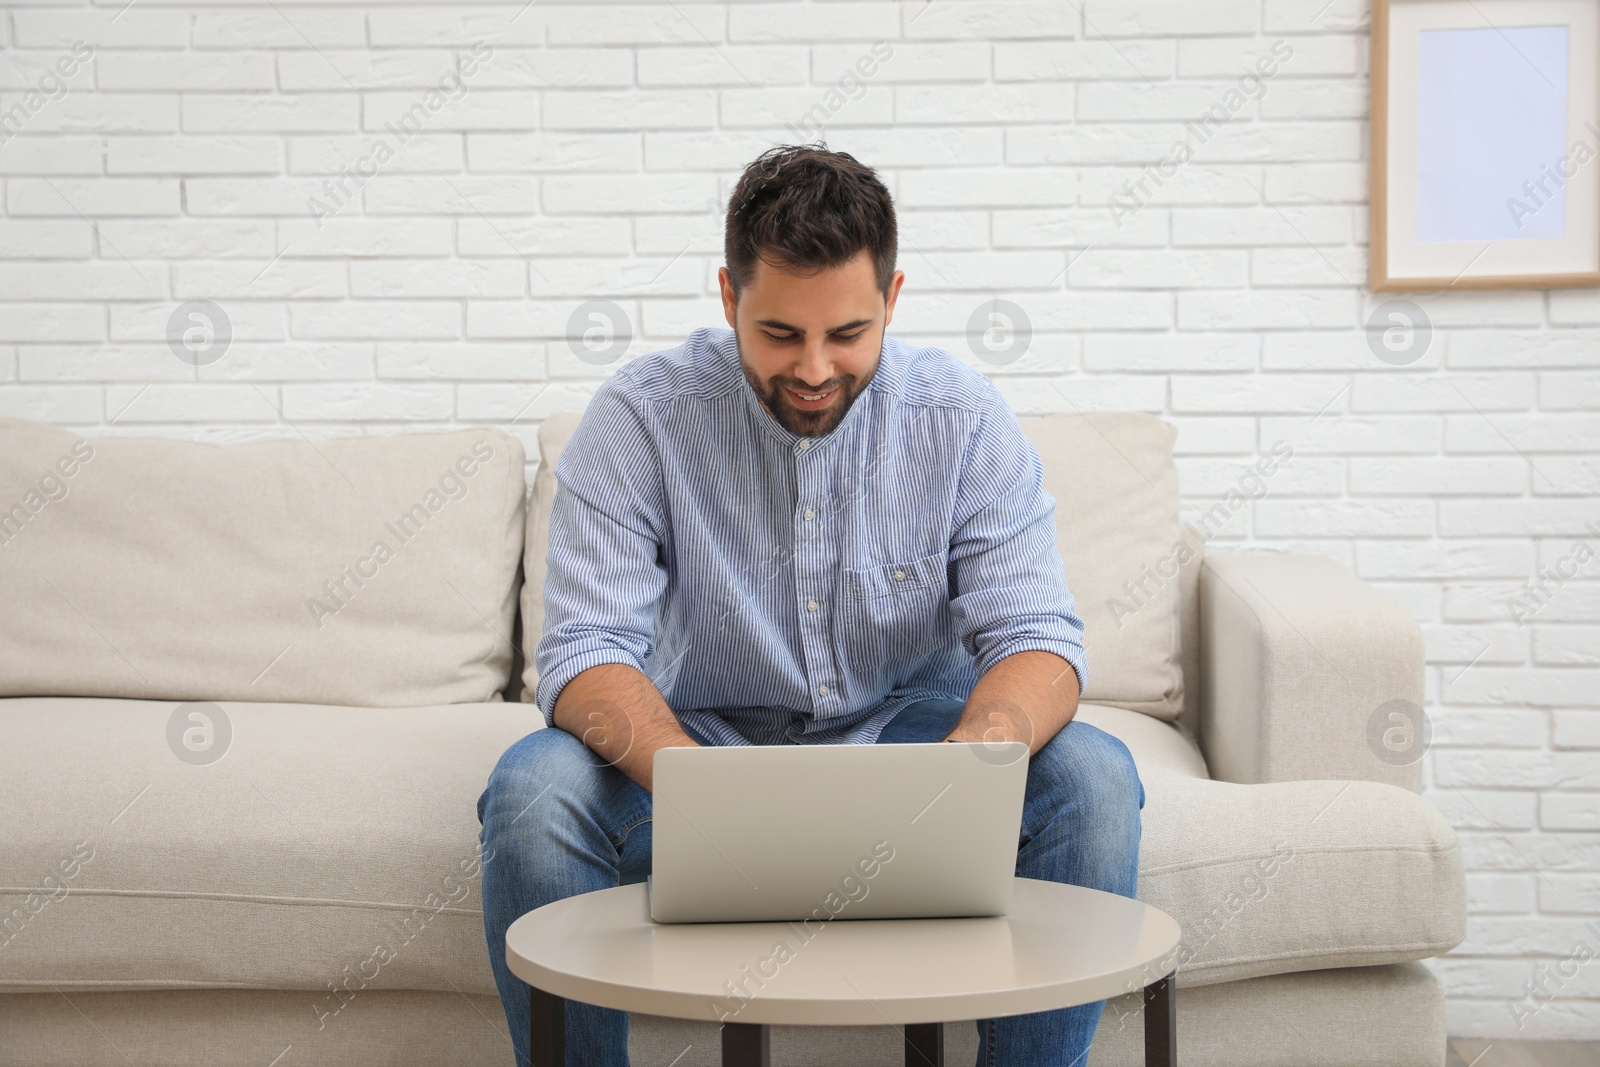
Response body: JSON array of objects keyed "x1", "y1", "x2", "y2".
[{"x1": 505, "y1": 878, "x2": 1181, "y2": 1026}]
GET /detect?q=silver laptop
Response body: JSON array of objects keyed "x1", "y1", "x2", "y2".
[{"x1": 648, "y1": 741, "x2": 1028, "y2": 924}]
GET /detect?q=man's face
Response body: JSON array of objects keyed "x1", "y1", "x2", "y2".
[{"x1": 719, "y1": 250, "x2": 904, "y2": 438}]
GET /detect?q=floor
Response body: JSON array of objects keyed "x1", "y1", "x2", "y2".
[{"x1": 1446, "y1": 1041, "x2": 1600, "y2": 1067}]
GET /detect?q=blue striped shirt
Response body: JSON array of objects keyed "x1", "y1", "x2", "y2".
[{"x1": 533, "y1": 326, "x2": 1087, "y2": 747}]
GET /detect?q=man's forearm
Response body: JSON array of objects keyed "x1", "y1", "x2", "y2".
[
  {"x1": 551, "y1": 662, "x2": 699, "y2": 792},
  {"x1": 943, "y1": 649, "x2": 1080, "y2": 753}
]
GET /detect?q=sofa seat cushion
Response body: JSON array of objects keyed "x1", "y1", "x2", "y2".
[
  {"x1": 0, "y1": 696, "x2": 536, "y2": 997},
  {"x1": 1079, "y1": 704, "x2": 1466, "y2": 987},
  {"x1": 2, "y1": 697, "x2": 1460, "y2": 997},
  {"x1": 0, "y1": 419, "x2": 526, "y2": 707}
]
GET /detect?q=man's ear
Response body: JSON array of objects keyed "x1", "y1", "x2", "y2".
[
  {"x1": 718, "y1": 267, "x2": 738, "y2": 329},
  {"x1": 883, "y1": 269, "x2": 905, "y2": 327}
]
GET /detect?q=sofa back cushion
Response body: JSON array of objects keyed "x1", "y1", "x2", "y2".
[
  {"x1": 522, "y1": 413, "x2": 578, "y2": 670},
  {"x1": 0, "y1": 418, "x2": 526, "y2": 707},
  {"x1": 524, "y1": 410, "x2": 1184, "y2": 720},
  {"x1": 1017, "y1": 413, "x2": 1184, "y2": 719}
]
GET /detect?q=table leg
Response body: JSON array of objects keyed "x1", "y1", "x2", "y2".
[
  {"x1": 904, "y1": 1022, "x2": 944, "y2": 1066},
  {"x1": 721, "y1": 1022, "x2": 770, "y2": 1066},
  {"x1": 529, "y1": 985, "x2": 565, "y2": 1067},
  {"x1": 1144, "y1": 971, "x2": 1176, "y2": 1067}
]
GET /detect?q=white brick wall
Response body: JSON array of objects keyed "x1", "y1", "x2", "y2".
[{"x1": 2, "y1": 0, "x2": 1597, "y2": 1040}]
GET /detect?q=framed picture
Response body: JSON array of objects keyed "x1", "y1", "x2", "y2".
[{"x1": 1371, "y1": 0, "x2": 1600, "y2": 290}]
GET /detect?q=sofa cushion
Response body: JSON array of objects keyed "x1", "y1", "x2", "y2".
[
  {"x1": 0, "y1": 419, "x2": 526, "y2": 707},
  {"x1": 1079, "y1": 704, "x2": 1466, "y2": 987},
  {"x1": 1019, "y1": 414, "x2": 1184, "y2": 719},
  {"x1": 0, "y1": 696, "x2": 1460, "y2": 998},
  {"x1": 0, "y1": 696, "x2": 535, "y2": 997},
  {"x1": 521, "y1": 413, "x2": 580, "y2": 667},
  {"x1": 522, "y1": 410, "x2": 1185, "y2": 719}
]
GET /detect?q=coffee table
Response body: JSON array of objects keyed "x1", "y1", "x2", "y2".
[{"x1": 505, "y1": 877, "x2": 1183, "y2": 1066}]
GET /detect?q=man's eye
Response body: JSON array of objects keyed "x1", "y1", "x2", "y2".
[
  {"x1": 835, "y1": 332, "x2": 864, "y2": 342},
  {"x1": 764, "y1": 332, "x2": 797, "y2": 343}
]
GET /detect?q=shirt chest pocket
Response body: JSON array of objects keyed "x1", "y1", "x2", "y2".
[
  {"x1": 836, "y1": 549, "x2": 950, "y2": 692},
  {"x1": 842, "y1": 549, "x2": 948, "y2": 599}
]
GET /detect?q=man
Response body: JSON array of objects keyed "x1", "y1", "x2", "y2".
[{"x1": 478, "y1": 145, "x2": 1143, "y2": 1067}]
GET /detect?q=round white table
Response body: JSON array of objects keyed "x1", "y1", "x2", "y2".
[{"x1": 505, "y1": 877, "x2": 1183, "y2": 1066}]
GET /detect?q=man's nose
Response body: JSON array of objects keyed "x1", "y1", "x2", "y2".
[{"x1": 792, "y1": 342, "x2": 835, "y2": 387}]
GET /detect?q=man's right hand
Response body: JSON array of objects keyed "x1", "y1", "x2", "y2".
[{"x1": 551, "y1": 662, "x2": 700, "y2": 792}]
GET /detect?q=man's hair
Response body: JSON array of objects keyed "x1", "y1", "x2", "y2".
[{"x1": 723, "y1": 144, "x2": 897, "y2": 298}]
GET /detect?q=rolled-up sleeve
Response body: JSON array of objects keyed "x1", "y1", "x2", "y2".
[
  {"x1": 946, "y1": 391, "x2": 1088, "y2": 694},
  {"x1": 532, "y1": 383, "x2": 669, "y2": 725}
]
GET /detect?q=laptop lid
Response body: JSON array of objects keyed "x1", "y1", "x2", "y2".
[{"x1": 649, "y1": 741, "x2": 1028, "y2": 924}]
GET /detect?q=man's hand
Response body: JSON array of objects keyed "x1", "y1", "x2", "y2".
[
  {"x1": 942, "y1": 649, "x2": 1080, "y2": 755},
  {"x1": 552, "y1": 663, "x2": 699, "y2": 792}
]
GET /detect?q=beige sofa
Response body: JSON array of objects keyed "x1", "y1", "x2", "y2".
[{"x1": 0, "y1": 410, "x2": 1463, "y2": 1067}]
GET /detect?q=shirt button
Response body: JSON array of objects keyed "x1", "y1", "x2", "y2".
[
  {"x1": 818, "y1": 685, "x2": 829, "y2": 696},
  {"x1": 893, "y1": 569, "x2": 906, "y2": 581},
  {"x1": 797, "y1": 440, "x2": 812, "y2": 451},
  {"x1": 803, "y1": 508, "x2": 815, "y2": 521},
  {"x1": 806, "y1": 599, "x2": 818, "y2": 612}
]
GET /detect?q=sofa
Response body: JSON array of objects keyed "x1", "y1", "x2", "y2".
[{"x1": 0, "y1": 407, "x2": 1464, "y2": 1067}]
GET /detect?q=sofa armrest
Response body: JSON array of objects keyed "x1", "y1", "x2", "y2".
[{"x1": 1198, "y1": 553, "x2": 1425, "y2": 790}]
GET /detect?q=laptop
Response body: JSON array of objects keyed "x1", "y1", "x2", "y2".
[{"x1": 648, "y1": 741, "x2": 1029, "y2": 924}]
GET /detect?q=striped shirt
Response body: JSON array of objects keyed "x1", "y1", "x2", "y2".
[{"x1": 533, "y1": 326, "x2": 1087, "y2": 747}]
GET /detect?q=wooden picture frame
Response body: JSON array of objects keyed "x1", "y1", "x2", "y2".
[{"x1": 1371, "y1": 0, "x2": 1600, "y2": 290}]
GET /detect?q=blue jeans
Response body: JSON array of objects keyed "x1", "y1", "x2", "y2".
[{"x1": 477, "y1": 698, "x2": 1144, "y2": 1067}]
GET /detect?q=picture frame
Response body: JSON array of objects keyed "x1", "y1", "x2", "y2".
[{"x1": 1371, "y1": 0, "x2": 1600, "y2": 290}]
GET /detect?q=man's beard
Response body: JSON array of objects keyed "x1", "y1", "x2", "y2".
[{"x1": 736, "y1": 334, "x2": 878, "y2": 438}]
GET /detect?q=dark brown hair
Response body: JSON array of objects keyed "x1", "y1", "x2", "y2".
[{"x1": 723, "y1": 144, "x2": 897, "y2": 298}]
